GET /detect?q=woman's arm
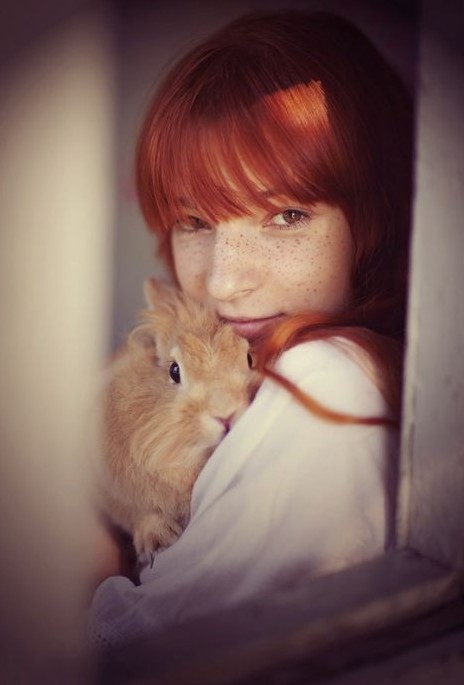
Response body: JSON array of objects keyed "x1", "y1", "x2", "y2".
[
  {"x1": 89, "y1": 339, "x2": 396, "y2": 647},
  {"x1": 88, "y1": 513, "x2": 137, "y2": 600}
]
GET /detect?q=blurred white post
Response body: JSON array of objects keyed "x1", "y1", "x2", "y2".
[{"x1": 0, "y1": 4, "x2": 115, "y2": 682}]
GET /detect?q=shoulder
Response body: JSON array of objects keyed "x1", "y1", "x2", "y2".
[
  {"x1": 190, "y1": 338, "x2": 395, "y2": 570},
  {"x1": 185, "y1": 337, "x2": 397, "y2": 579},
  {"x1": 273, "y1": 337, "x2": 389, "y2": 420},
  {"x1": 194, "y1": 338, "x2": 395, "y2": 503}
]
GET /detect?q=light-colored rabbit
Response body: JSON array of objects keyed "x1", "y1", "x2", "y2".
[{"x1": 98, "y1": 279, "x2": 260, "y2": 563}]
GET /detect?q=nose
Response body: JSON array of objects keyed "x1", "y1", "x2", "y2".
[
  {"x1": 206, "y1": 223, "x2": 257, "y2": 302},
  {"x1": 215, "y1": 414, "x2": 234, "y2": 434}
]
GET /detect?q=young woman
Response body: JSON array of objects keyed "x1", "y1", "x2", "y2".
[{"x1": 89, "y1": 10, "x2": 413, "y2": 649}]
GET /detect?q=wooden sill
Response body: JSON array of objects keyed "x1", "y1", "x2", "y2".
[{"x1": 98, "y1": 549, "x2": 463, "y2": 684}]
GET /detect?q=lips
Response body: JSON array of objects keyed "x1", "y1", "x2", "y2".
[{"x1": 219, "y1": 315, "x2": 284, "y2": 340}]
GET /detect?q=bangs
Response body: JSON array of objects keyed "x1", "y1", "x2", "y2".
[{"x1": 140, "y1": 79, "x2": 348, "y2": 232}]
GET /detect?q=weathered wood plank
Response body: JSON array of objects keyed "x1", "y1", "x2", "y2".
[
  {"x1": 99, "y1": 551, "x2": 462, "y2": 684},
  {"x1": 398, "y1": 0, "x2": 464, "y2": 568}
]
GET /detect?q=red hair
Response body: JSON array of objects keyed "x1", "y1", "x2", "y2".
[{"x1": 136, "y1": 11, "x2": 414, "y2": 424}]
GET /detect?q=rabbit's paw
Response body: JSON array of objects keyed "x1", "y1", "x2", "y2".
[{"x1": 133, "y1": 513, "x2": 183, "y2": 563}]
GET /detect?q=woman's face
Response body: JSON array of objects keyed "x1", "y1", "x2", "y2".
[{"x1": 171, "y1": 199, "x2": 354, "y2": 341}]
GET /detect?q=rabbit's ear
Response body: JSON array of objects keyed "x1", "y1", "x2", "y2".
[
  {"x1": 134, "y1": 279, "x2": 179, "y2": 356},
  {"x1": 143, "y1": 278, "x2": 184, "y2": 339},
  {"x1": 129, "y1": 323, "x2": 157, "y2": 350}
]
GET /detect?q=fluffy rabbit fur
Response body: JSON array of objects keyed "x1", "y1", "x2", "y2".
[{"x1": 99, "y1": 279, "x2": 260, "y2": 563}]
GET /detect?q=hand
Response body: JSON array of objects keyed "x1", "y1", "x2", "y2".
[
  {"x1": 89, "y1": 514, "x2": 138, "y2": 598},
  {"x1": 133, "y1": 511, "x2": 182, "y2": 564}
]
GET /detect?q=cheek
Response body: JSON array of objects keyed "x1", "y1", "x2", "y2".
[
  {"x1": 265, "y1": 235, "x2": 320, "y2": 282},
  {"x1": 266, "y1": 229, "x2": 353, "y2": 310},
  {"x1": 301, "y1": 229, "x2": 353, "y2": 307}
]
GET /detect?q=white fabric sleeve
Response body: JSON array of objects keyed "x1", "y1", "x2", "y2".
[{"x1": 88, "y1": 339, "x2": 398, "y2": 649}]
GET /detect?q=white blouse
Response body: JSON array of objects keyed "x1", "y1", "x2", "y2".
[{"x1": 89, "y1": 338, "x2": 397, "y2": 649}]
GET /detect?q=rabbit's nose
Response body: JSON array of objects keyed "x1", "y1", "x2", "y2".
[{"x1": 216, "y1": 414, "x2": 234, "y2": 434}]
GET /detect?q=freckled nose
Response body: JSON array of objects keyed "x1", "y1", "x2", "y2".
[
  {"x1": 215, "y1": 414, "x2": 234, "y2": 434},
  {"x1": 206, "y1": 226, "x2": 256, "y2": 302}
]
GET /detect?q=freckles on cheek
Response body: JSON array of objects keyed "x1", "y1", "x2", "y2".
[
  {"x1": 272, "y1": 236, "x2": 321, "y2": 280},
  {"x1": 272, "y1": 235, "x2": 332, "y2": 307}
]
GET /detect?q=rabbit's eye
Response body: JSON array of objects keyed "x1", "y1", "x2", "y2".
[
  {"x1": 247, "y1": 352, "x2": 253, "y2": 369},
  {"x1": 169, "y1": 361, "x2": 181, "y2": 384}
]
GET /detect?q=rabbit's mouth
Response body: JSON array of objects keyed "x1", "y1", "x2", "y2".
[{"x1": 219, "y1": 315, "x2": 284, "y2": 340}]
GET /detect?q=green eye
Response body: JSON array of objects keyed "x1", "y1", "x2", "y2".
[
  {"x1": 169, "y1": 361, "x2": 181, "y2": 384},
  {"x1": 282, "y1": 209, "x2": 305, "y2": 224},
  {"x1": 267, "y1": 208, "x2": 311, "y2": 229}
]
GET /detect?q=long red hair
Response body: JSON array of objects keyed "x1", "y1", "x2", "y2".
[{"x1": 136, "y1": 11, "x2": 414, "y2": 424}]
